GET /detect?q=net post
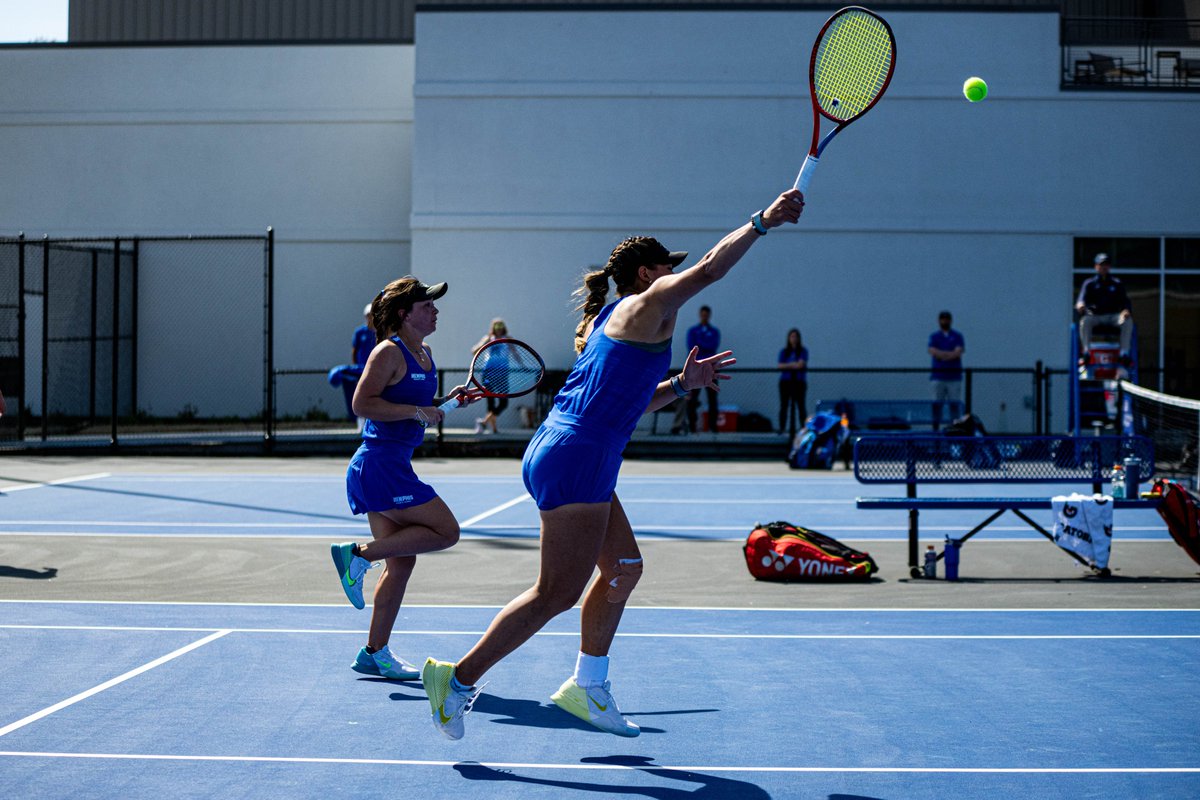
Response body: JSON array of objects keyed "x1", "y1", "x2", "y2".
[
  {"x1": 89, "y1": 250, "x2": 98, "y2": 423},
  {"x1": 130, "y1": 238, "x2": 139, "y2": 419}
]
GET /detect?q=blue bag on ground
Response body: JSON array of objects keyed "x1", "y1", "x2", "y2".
[{"x1": 788, "y1": 412, "x2": 849, "y2": 470}]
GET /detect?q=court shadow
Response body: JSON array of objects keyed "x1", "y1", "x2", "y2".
[
  {"x1": 454, "y1": 755, "x2": 772, "y2": 799},
  {"x1": 0, "y1": 565, "x2": 58, "y2": 580},
  {"x1": 829, "y1": 795, "x2": 887, "y2": 800},
  {"x1": 0, "y1": 474, "x2": 353, "y2": 522}
]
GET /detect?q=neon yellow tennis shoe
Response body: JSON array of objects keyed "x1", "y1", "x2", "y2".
[
  {"x1": 422, "y1": 658, "x2": 480, "y2": 740},
  {"x1": 550, "y1": 677, "x2": 640, "y2": 738}
]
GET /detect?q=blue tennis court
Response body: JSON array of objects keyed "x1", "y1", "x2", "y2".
[
  {"x1": 1, "y1": 602, "x2": 1198, "y2": 798},
  {"x1": 2, "y1": 464, "x2": 1196, "y2": 798}
]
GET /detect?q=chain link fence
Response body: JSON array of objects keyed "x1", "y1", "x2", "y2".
[{"x1": 2, "y1": 233, "x2": 271, "y2": 447}]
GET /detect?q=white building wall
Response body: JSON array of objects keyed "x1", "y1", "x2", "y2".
[
  {"x1": 412, "y1": 10, "x2": 1199, "y2": 428},
  {"x1": 0, "y1": 44, "x2": 413, "y2": 417},
  {"x1": 2, "y1": 10, "x2": 1197, "y2": 425}
]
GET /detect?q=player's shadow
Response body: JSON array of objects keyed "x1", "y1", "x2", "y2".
[
  {"x1": 0, "y1": 565, "x2": 58, "y2": 580},
  {"x1": 454, "y1": 755, "x2": 771, "y2": 799},
  {"x1": 386, "y1": 686, "x2": 717, "y2": 734},
  {"x1": 0, "y1": 474, "x2": 354, "y2": 522}
]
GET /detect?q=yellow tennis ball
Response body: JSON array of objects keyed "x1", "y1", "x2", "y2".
[{"x1": 963, "y1": 76, "x2": 988, "y2": 103}]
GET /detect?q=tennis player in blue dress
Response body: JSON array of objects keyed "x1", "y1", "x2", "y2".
[
  {"x1": 330, "y1": 276, "x2": 480, "y2": 681},
  {"x1": 422, "y1": 189, "x2": 806, "y2": 739}
]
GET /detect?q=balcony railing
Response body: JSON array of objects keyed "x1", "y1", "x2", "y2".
[{"x1": 1061, "y1": 17, "x2": 1200, "y2": 90}]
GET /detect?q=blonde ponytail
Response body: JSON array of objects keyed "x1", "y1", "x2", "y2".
[{"x1": 572, "y1": 267, "x2": 610, "y2": 353}]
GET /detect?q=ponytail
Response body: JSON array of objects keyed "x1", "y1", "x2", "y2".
[{"x1": 572, "y1": 267, "x2": 610, "y2": 353}]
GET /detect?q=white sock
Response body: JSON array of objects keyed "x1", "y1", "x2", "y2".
[{"x1": 573, "y1": 652, "x2": 609, "y2": 689}]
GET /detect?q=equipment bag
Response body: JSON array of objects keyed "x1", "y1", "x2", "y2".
[
  {"x1": 1153, "y1": 479, "x2": 1200, "y2": 567},
  {"x1": 787, "y1": 412, "x2": 849, "y2": 470},
  {"x1": 744, "y1": 521, "x2": 878, "y2": 581}
]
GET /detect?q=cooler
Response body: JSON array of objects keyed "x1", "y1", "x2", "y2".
[{"x1": 701, "y1": 404, "x2": 739, "y2": 433}]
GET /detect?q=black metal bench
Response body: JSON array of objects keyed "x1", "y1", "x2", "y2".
[
  {"x1": 853, "y1": 435, "x2": 1159, "y2": 577},
  {"x1": 814, "y1": 399, "x2": 965, "y2": 432}
]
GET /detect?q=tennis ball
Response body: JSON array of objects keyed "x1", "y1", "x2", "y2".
[{"x1": 963, "y1": 76, "x2": 988, "y2": 103}]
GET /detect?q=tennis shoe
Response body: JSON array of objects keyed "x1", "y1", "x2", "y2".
[
  {"x1": 422, "y1": 659, "x2": 482, "y2": 740},
  {"x1": 351, "y1": 645, "x2": 420, "y2": 680},
  {"x1": 474, "y1": 419, "x2": 485, "y2": 434},
  {"x1": 330, "y1": 542, "x2": 375, "y2": 610},
  {"x1": 550, "y1": 677, "x2": 640, "y2": 738}
]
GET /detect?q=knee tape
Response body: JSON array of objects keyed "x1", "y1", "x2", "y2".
[{"x1": 606, "y1": 558, "x2": 643, "y2": 604}]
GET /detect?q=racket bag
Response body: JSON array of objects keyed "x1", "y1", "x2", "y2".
[
  {"x1": 744, "y1": 521, "x2": 878, "y2": 581},
  {"x1": 1153, "y1": 479, "x2": 1200, "y2": 567}
]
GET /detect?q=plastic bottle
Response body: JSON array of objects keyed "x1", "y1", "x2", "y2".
[
  {"x1": 943, "y1": 537, "x2": 960, "y2": 581},
  {"x1": 1111, "y1": 464, "x2": 1126, "y2": 499},
  {"x1": 923, "y1": 545, "x2": 937, "y2": 578},
  {"x1": 1122, "y1": 456, "x2": 1141, "y2": 499}
]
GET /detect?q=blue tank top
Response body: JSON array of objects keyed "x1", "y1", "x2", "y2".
[
  {"x1": 361, "y1": 336, "x2": 437, "y2": 448},
  {"x1": 547, "y1": 297, "x2": 672, "y2": 448}
]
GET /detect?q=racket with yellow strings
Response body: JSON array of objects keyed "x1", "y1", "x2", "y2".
[{"x1": 793, "y1": 6, "x2": 896, "y2": 195}]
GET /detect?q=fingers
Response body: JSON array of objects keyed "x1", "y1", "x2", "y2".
[{"x1": 697, "y1": 349, "x2": 734, "y2": 364}]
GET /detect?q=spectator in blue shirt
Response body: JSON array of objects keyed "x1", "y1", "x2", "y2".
[
  {"x1": 1074, "y1": 252, "x2": 1133, "y2": 364},
  {"x1": 686, "y1": 305, "x2": 721, "y2": 433},
  {"x1": 329, "y1": 304, "x2": 377, "y2": 426},
  {"x1": 777, "y1": 328, "x2": 808, "y2": 435},
  {"x1": 928, "y1": 310, "x2": 965, "y2": 430}
]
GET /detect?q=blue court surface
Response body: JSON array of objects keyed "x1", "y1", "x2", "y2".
[
  {"x1": 1, "y1": 603, "x2": 1198, "y2": 798},
  {"x1": 0, "y1": 471, "x2": 1170, "y2": 541},
  {"x1": 2, "y1": 468, "x2": 1194, "y2": 798}
]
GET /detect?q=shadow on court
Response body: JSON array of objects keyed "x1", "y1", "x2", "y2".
[
  {"x1": 0, "y1": 474, "x2": 353, "y2": 522},
  {"x1": 454, "y1": 755, "x2": 771, "y2": 799},
  {"x1": 0, "y1": 565, "x2": 58, "y2": 580}
]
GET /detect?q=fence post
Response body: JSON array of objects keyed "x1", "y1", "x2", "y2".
[
  {"x1": 89, "y1": 250, "x2": 98, "y2": 423},
  {"x1": 264, "y1": 227, "x2": 275, "y2": 445},
  {"x1": 41, "y1": 236, "x2": 49, "y2": 442},
  {"x1": 964, "y1": 369, "x2": 973, "y2": 416},
  {"x1": 131, "y1": 238, "x2": 139, "y2": 418},
  {"x1": 1034, "y1": 360, "x2": 1044, "y2": 435},
  {"x1": 111, "y1": 238, "x2": 120, "y2": 447},
  {"x1": 16, "y1": 234, "x2": 25, "y2": 442}
]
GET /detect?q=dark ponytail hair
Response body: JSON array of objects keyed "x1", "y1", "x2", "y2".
[{"x1": 571, "y1": 236, "x2": 664, "y2": 353}]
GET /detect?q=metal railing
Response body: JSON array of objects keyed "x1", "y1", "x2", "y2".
[{"x1": 1061, "y1": 17, "x2": 1200, "y2": 90}]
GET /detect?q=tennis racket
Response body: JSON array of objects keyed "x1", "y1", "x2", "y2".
[
  {"x1": 439, "y1": 338, "x2": 545, "y2": 412},
  {"x1": 793, "y1": 6, "x2": 896, "y2": 195}
]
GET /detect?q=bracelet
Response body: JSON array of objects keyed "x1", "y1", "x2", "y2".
[
  {"x1": 670, "y1": 375, "x2": 688, "y2": 398},
  {"x1": 751, "y1": 211, "x2": 768, "y2": 236}
]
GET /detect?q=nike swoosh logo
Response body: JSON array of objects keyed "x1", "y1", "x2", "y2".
[
  {"x1": 590, "y1": 698, "x2": 608, "y2": 712},
  {"x1": 439, "y1": 708, "x2": 453, "y2": 725},
  {"x1": 346, "y1": 574, "x2": 357, "y2": 586}
]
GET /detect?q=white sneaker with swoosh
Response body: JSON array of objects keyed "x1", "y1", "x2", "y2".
[{"x1": 550, "y1": 677, "x2": 640, "y2": 737}]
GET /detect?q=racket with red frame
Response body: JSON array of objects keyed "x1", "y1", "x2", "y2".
[
  {"x1": 439, "y1": 337, "x2": 545, "y2": 412},
  {"x1": 793, "y1": 6, "x2": 896, "y2": 196}
]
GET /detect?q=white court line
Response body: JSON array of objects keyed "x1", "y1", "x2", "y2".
[
  {"x1": 459, "y1": 493, "x2": 531, "y2": 528},
  {"x1": 0, "y1": 751, "x2": 1195, "y2": 774},
  {"x1": 0, "y1": 473, "x2": 111, "y2": 493},
  {"x1": 2, "y1": 624, "x2": 1196, "y2": 640},
  {"x1": 4, "y1": 599, "x2": 1199, "y2": 612},
  {"x1": 0, "y1": 630, "x2": 229, "y2": 739}
]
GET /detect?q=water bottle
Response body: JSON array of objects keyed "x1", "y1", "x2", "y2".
[
  {"x1": 1122, "y1": 456, "x2": 1141, "y2": 499},
  {"x1": 923, "y1": 545, "x2": 937, "y2": 579},
  {"x1": 1111, "y1": 464, "x2": 1126, "y2": 499},
  {"x1": 943, "y1": 537, "x2": 960, "y2": 581}
]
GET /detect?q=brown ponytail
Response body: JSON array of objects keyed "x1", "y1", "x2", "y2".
[{"x1": 572, "y1": 267, "x2": 610, "y2": 353}]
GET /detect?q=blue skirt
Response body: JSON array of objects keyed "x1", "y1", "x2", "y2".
[
  {"x1": 346, "y1": 441, "x2": 437, "y2": 514},
  {"x1": 521, "y1": 425, "x2": 623, "y2": 511}
]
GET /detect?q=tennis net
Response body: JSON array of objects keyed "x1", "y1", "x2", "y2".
[{"x1": 1120, "y1": 380, "x2": 1199, "y2": 489}]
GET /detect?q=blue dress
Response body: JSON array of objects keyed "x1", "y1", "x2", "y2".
[
  {"x1": 346, "y1": 337, "x2": 439, "y2": 514},
  {"x1": 522, "y1": 297, "x2": 672, "y2": 510}
]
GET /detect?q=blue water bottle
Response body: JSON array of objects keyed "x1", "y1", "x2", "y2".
[
  {"x1": 943, "y1": 537, "x2": 960, "y2": 581},
  {"x1": 923, "y1": 545, "x2": 937, "y2": 579}
]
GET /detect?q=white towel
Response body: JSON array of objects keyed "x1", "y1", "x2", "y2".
[{"x1": 1051, "y1": 493, "x2": 1114, "y2": 570}]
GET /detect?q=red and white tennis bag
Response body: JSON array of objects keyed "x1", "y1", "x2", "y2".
[
  {"x1": 744, "y1": 521, "x2": 878, "y2": 581},
  {"x1": 1153, "y1": 479, "x2": 1200, "y2": 567}
]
